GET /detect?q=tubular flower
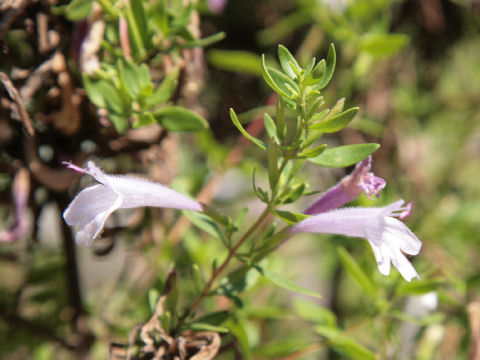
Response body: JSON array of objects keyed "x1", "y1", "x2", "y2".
[
  {"x1": 63, "y1": 161, "x2": 202, "y2": 246},
  {"x1": 305, "y1": 156, "x2": 386, "y2": 215},
  {"x1": 291, "y1": 200, "x2": 421, "y2": 281}
]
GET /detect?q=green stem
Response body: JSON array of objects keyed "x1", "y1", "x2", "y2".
[{"x1": 174, "y1": 206, "x2": 271, "y2": 333}]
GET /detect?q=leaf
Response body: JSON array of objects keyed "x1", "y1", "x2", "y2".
[
  {"x1": 358, "y1": 33, "x2": 409, "y2": 58},
  {"x1": 154, "y1": 106, "x2": 208, "y2": 131},
  {"x1": 144, "y1": 68, "x2": 179, "y2": 108},
  {"x1": 148, "y1": 288, "x2": 160, "y2": 313},
  {"x1": 272, "y1": 210, "x2": 310, "y2": 225},
  {"x1": 263, "y1": 113, "x2": 277, "y2": 140},
  {"x1": 194, "y1": 311, "x2": 230, "y2": 326},
  {"x1": 254, "y1": 266, "x2": 322, "y2": 298},
  {"x1": 336, "y1": 247, "x2": 377, "y2": 297},
  {"x1": 253, "y1": 339, "x2": 312, "y2": 358},
  {"x1": 230, "y1": 108, "x2": 267, "y2": 150},
  {"x1": 117, "y1": 59, "x2": 143, "y2": 98},
  {"x1": 293, "y1": 299, "x2": 337, "y2": 326},
  {"x1": 268, "y1": 67, "x2": 300, "y2": 97},
  {"x1": 183, "y1": 211, "x2": 226, "y2": 243},
  {"x1": 132, "y1": 112, "x2": 155, "y2": 128},
  {"x1": 261, "y1": 55, "x2": 292, "y2": 98},
  {"x1": 64, "y1": 0, "x2": 93, "y2": 20},
  {"x1": 395, "y1": 278, "x2": 444, "y2": 297},
  {"x1": 267, "y1": 138, "x2": 280, "y2": 190},
  {"x1": 310, "y1": 107, "x2": 358, "y2": 132},
  {"x1": 308, "y1": 143, "x2": 379, "y2": 168},
  {"x1": 297, "y1": 144, "x2": 327, "y2": 158},
  {"x1": 278, "y1": 45, "x2": 300, "y2": 79},
  {"x1": 314, "y1": 43, "x2": 336, "y2": 90},
  {"x1": 281, "y1": 182, "x2": 305, "y2": 204},
  {"x1": 82, "y1": 74, "x2": 116, "y2": 110},
  {"x1": 188, "y1": 323, "x2": 229, "y2": 333},
  {"x1": 109, "y1": 114, "x2": 129, "y2": 133},
  {"x1": 130, "y1": 0, "x2": 148, "y2": 47},
  {"x1": 316, "y1": 326, "x2": 377, "y2": 360},
  {"x1": 184, "y1": 32, "x2": 226, "y2": 48}
]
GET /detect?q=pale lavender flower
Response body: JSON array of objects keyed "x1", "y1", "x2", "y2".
[
  {"x1": 63, "y1": 161, "x2": 202, "y2": 246},
  {"x1": 291, "y1": 199, "x2": 421, "y2": 281},
  {"x1": 207, "y1": 0, "x2": 227, "y2": 14},
  {"x1": 305, "y1": 156, "x2": 386, "y2": 215}
]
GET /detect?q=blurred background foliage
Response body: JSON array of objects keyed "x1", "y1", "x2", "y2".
[{"x1": 1, "y1": 0, "x2": 480, "y2": 359}]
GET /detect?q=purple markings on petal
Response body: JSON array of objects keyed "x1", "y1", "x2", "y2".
[
  {"x1": 292, "y1": 199, "x2": 421, "y2": 282},
  {"x1": 305, "y1": 156, "x2": 386, "y2": 215},
  {"x1": 63, "y1": 161, "x2": 202, "y2": 245}
]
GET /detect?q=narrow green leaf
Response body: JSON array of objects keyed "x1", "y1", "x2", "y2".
[
  {"x1": 267, "y1": 138, "x2": 280, "y2": 190},
  {"x1": 83, "y1": 74, "x2": 124, "y2": 114},
  {"x1": 192, "y1": 264, "x2": 203, "y2": 292},
  {"x1": 337, "y1": 247, "x2": 377, "y2": 297},
  {"x1": 230, "y1": 108, "x2": 267, "y2": 150},
  {"x1": 261, "y1": 55, "x2": 291, "y2": 98},
  {"x1": 396, "y1": 278, "x2": 443, "y2": 297},
  {"x1": 272, "y1": 210, "x2": 310, "y2": 225},
  {"x1": 281, "y1": 182, "x2": 305, "y2": 204},
  {"x1": 117, "y1": 59, "x2": 141, "y2": 98},
  {"x1": 189, "y1": 322, "x2": 229, "y2": 333},
  {"x1": 183, "y1": 211, "x2": 226, "y2": 243},
  {"x1": 109, "y1": 114, "x2": 129, "y2": 133},
  {"x1": 144, "y1": 68, "x2": 179, "y2": 108},
  {"x1": 278, "y1": 45, "x2": 300, "y2": 79},
  {"x1": 276, "y1": 96, "x2": 286, "y2": 139},
  {"x1": 358, "y1": 33, "x2": 409, "y2": 58},
  {"x1": 255, "y1": 266, "x2": 322, "y2": 298},
  {"x1": 154, "y1": 106, "x2": 208, "y2": 131},
  {"x1": 263, "y1": 113, "x2": 277, "y2": 140},
  {"x1": 312, "y1": 59, "x2": 326, "y2": 79},
  {"x1": 64, "y1": 0, "x2": 93, "y2": 20},
  {"x1": 132, "y1": 112, "x2": 155, "y2": 128},
  {"x1": 194, "y1": 311, "x2": 230, "y2": 326},
  {"x1": 308, "y1": 143, "x2": 380, "y2": 168},
  {"x1": 269, "y1": 67, "x2": 300, "y2": 98},
  {"x1": 293, "y1": 299, "x2": 337, "y2": 326},
  {"x1": 148, "y1": 288, "x2": 160, "y2": 314},
  {"x1": 314, "y1": 43, "x2": 336, "y2": 91},
  {"x1": 151, "y1": 0, "x2": 168, "y2": 35},
  {"x1": 310, "y1": 107, "x2": 358, "y2": 132},
  {"x1": 184, "y1": 32, "x2": 226, "y2": 48},
  {"x1": 297, "y1": 144, "x2": 327, "y2": 158},
  {"x1": 253, "y1": 339, "x2": 312, "y2": 358},
  {"x1": 316, "y1": 326, "x2": 377, "y2": 360},
  {"x1": 130, "y1": 0, "x2": 148, "y2": 47}
]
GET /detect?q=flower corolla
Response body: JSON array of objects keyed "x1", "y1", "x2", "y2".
[
  {"x1": 292, "y1": 199, "x2": 421, "y2": 281},
  {"x1": 63, "y1": 161, "x2": 202, "y2": 246}
]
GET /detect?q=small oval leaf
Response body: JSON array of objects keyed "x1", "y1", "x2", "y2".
[
  {"x1": 154, "y1": 106, "x2": 208, "y2": 131},
  {"x1": 308, "y1": 143, "x2": 379, "y2": 168}
]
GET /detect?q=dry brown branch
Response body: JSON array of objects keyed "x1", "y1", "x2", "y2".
[{"x1": 0, "y1": 71, "x2": 34, "y2": 135}]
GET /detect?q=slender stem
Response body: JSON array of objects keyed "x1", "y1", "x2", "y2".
[{"x1": 174, "y1": 206, "x2": 271, "y2": 333}]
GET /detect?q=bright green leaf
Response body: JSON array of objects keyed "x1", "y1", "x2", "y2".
[
  {"x1": 272, "y1": 210, "x2": 310, "y2": 225},
  {"x1": 396, "y1": 278, "x2": 444, "y2": 297},
  {"x1": 154, "y1": 106, "x2": 208, "y2": 131},
  {"x1": 230, "y1": 108, "x2": 267, "y2": 150},
  {"x1": 308, "y1": 143, "x2": 379, "y2": 167},
  {"x1": 278, "y1": 45, "x2": 300, "y2": 79},
  {"x1": 337, "y1": 247, "x2": 377, "y2": 297},
  {"x1": 255, "y1": 266, "x2": 322, "y2": 298},
  {"x1": 358, "y1": 33, "x2": 409, "y2": 58},
  {"x1": 314, "y1": 43, "x2": 336, "y2": 91},
  {"x1": 310, "y1": 107, "x2": 358, "y2": 132},
  {"x1": 64, "y1": 0, "x2": 93, "y2": 20}
]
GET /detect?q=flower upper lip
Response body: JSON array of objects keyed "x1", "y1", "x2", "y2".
[
  {"x1": 292, "y1": 199, "x2": 421, "y2": 282},
  {"x1": 63, "y1": 161, "x2": 202, "y2": 246}
]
